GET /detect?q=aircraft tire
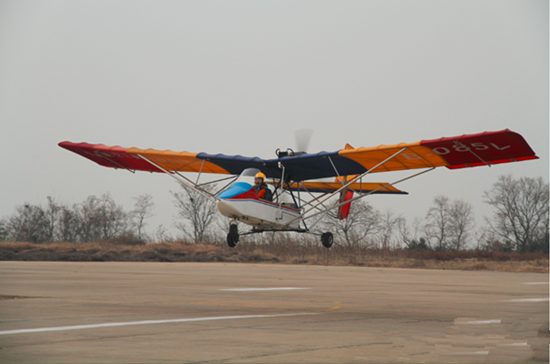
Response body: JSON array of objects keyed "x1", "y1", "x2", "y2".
[
  {"x1": 227, "y1": 233, "x2": 236, "y2": 247},
  {"x1": 227, "y1": 222, "x2": 239, "y2": 248},
  {"x1": 321, "y1": 232, "x2": 333, "y2": 248},
  {"x1": 227, "y1": 232, "x2": 239, "y2": 248}
]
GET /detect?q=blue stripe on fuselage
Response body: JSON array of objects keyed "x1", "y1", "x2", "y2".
[{"x1": 218, "y1": 182, "x2": 253, "y2": 200}]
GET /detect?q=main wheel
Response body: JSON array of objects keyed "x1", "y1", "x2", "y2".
[
  {"x1": 227, "y1": 222, "x2": 239, "y2": 248},
  {"x1": 321, "y1": 232, "x2": 333, "y2": 248},
  {"x1": 227, "y1": 232, "x2": 239, "y2": 247}
]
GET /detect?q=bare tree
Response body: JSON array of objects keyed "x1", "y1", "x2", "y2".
[
  {"x1": 74, "y1": 193, "x2": 129, "y2": 242},
  {"x1": 58, "y1": 205, "x2": 80, "y2": 242},
  {"x1": 131, "y1": 194, "x2": 155, "y2": 241},
  {"x1": 425, "y1": 195, "x2": 451, "y2": 250},
  {"x1": 0, "y1": 220, "x2": 7, "y2": 241},
  {"x1": 483, "y1": 175, "x2": 549, "y2": 252},
  {"x1": 172, "y1": 184, "x2": 218, "y2": 244},
  {"x1": 398, "y1": 216, "x2": 431, "y2": 250},
  {"x1": 4, "y1": 200, "x2": 74, "y2": 243},
  {"x1": 75, "y1": 195, "x2": 102, "y2": 242},
  {"x1": 396, "y1": 216, "x2": 412, "y2": 248},
  {"x1": 448, "y1": 199, "x2": 475, "y2": 250},
  {"x1": 5, "y1": 204, "x2": 49, "y2": 243},
  {"x1": 378, "y1": 209, "x2": 399, "y2": 249},
  {"x1": 44, "y1": 196, "x2": 61, "y2": 242},
  {"x1": 97, "y1": 193, "x2": 129, "y2": 240},
  {"x1": 152, "y1": 224, "x2": 174, "y2": 243},
  {"x1": 324, "y1": 199, "x2": 380, "y2": 247},
  {"x1": 412, "y1": 216, "x2": 431, "y2": 249},
  {"x1": 424, "y1": 196, "x2": 475, "y2": 251},
  {"x1": 2, "y1": 194, "x2": 151, "y2": 244}
]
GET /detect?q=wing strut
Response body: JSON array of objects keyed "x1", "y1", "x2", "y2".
[
  {"x1": 94, "y1": 151, "x2": 136, "y2": 174},
  {"x1": 277, "y1": 162, "x2": 286, "y2": 211},
  {"x1": 211, "y1": 176, "x2": 239, "y2": 198},
  {"x1": 195, "y1": 159, "x2": 206, "y2": 185},
  {"x1": 294, "y1": 147, "x2": 408, "y2": 222},
  {"x1": 277, "y1": 162, "x2": 309, "y2": 230},
  {"x1": 453, "y1": 141, "x2": 492, "y2": 167},
  {"x1": 328, "y1": 156, "x2": 343, "y2": 182},
  {"x1": 137, "y1": 154, "x2": 216, "y2": 203},
  {"x1": 297, "y1": 183, "x2": 333, "y2": 213},
  {"x1": 298, "y1": 166, "x2": 435, "y2": 229}
]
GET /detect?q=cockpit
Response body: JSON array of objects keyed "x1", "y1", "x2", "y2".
[{"x1": 234, "y1": 168, "x2": 262, "y2": 186}]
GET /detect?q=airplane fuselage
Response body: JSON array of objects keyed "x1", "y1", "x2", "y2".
[{"x1": 216, "y1": 179, "x2": 301, "y2": 230}]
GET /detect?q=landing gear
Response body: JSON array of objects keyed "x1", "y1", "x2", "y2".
[
  {"x1": 227, "y1": 222, "x2": 239, "y2": 248},
  {"x1": 321, "y1": 232, "x2": 333, "y2": 248}
]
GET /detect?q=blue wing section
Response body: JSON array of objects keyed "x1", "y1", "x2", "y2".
[
  {"x1": 196, "y1": 153, "x2": 266, "y2": 174},
  {"x1": 197, "y1": 151, "x2": 368, "y2": 182}
]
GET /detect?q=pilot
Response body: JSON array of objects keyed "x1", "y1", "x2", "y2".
[{"x1": 254, "y1": 172, "x2": 273, "y2": 202}]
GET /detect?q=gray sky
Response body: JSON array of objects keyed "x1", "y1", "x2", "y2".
[{"x1": 1, "y1": 1, "x2": 548, "y2": 240}]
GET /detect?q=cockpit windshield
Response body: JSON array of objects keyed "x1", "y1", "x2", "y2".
[{"x1": 235, "y1": 168, "x2": 261, "y2": 186}]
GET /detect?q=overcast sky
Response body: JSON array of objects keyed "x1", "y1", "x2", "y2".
[{"x1": 1, "y1": 1, "x2": 548, "y2": 241}]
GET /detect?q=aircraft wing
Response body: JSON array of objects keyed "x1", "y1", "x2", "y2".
[
  {"x1": 258, "y1": 129, "x2": 537, "y2": 180},
  {"x1": 59, "y1": 129, "x2": 537, "y2": 181},
  {"x1": 337, "y1": 129, "x2": 538, "y2": 173},
  {"x1": 58, "y1": 142, "x2": 261, "y2": 175}
]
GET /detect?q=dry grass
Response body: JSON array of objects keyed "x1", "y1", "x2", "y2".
[{"x1": 0, "y1": 240, "x2": 547, "y2": 273}]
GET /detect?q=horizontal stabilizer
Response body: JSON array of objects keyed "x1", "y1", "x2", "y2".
[{"x1": 269, "y1": 181, "x2": 407, "y2": 195}]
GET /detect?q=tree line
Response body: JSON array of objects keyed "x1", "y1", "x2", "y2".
[
  {"x1": 0, "y1": 194, "x2": 155, "y2": 244},
  {"x1": 1, "y1": 174, "x2": 548, "y2": 253},
  {"x1": 325, "y1": 175, "x2": 548, "y2": 253}
]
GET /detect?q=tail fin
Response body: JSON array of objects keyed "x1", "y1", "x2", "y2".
[{"x1": 338, "y1": 190, "x2": 354, "y2": 220}]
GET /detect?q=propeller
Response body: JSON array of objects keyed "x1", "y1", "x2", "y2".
[
  {"x1": 294, "y1": 129, "x2": 314, "y2": 154},
  {"x1": 276, "y1": 129, "x2": 314, "y2": 157}
]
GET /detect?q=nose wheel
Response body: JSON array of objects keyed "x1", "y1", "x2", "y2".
[
  {"x1": 321, "y1": 232, "x2": 333, "y2": 248},
  {"x1": 227, "y1": 221, "x2": 239, "y2": 248}
]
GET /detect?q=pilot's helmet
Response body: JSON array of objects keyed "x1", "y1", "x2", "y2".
[{"x1": 255, "y1": 172, "x2": 266, "y2": 181}]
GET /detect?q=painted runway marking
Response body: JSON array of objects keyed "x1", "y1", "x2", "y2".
[
  {"x1": 463, "y1": 319, "x2": 501, "y2": 324},
  {"x1": 501, "y1": 343, "x2": 529, "y2": 346},
  {"x1": 507, "y1": 298, "x2": 549, "y2": 302},
  {"x1": 454, "y1": 351, "x2": 489, "y2": 355},
  {"x1": 0, "y1": 312, "x2": 319, "y2": 336},
  {"x1": 523, "y1": 282, "x2": 548, "y2": 285},
  {"x1": 220, "y1": 287, "x2": 309, "y2": 291}
]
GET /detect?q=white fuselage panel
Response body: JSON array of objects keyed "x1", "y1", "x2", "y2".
[{"x1": 217, "y1": 199, "x2": 301, "y2": 230}]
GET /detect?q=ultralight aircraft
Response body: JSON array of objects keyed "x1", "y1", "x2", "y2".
[{"x1": 59, "y1": 129, "x2": 538, "y2": 248}]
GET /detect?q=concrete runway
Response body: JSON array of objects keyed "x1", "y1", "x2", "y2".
[{"x1": 0, "y1": 261, "x2": 548, "y2": 363}]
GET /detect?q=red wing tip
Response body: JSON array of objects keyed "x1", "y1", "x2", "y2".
[
  {"x1": 58, "y1": 141, "x2": 129, "y2": 152},
  {"x1": 420, "y1": 129, "x2": 517, "y2": 145}
]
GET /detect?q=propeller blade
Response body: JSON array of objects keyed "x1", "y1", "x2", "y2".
[{"x1": 295, "y1": 129, "x2": 313, "y2": 153}]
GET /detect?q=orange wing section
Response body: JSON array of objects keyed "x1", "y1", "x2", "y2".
[
  {"x1": 338, "y1": 130, "x2": 538, "y2": 172},
  {"x1": 126, "y1": 148, "x2": 230, "y2": 174},
  {"x1": 58, "y1": 142, "x2": 231, "y2": 174},
  {"x1": 270, "y1": 181, "x2": 407, "y2": 194},
  {"x1": 339, "y1": 142, "x2": 448, "y2": 173}
]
